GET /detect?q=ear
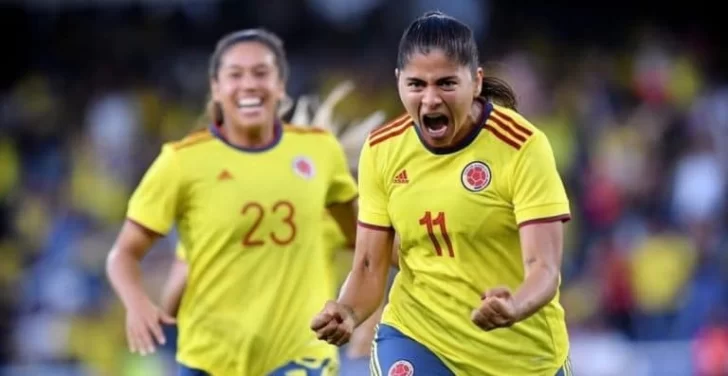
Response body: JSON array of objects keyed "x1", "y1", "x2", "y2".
[
  {"x1": 210, "y1": 78, "x2": 220, "y2": 102},
  {"x1": 474, "y1": 67, "x2": 484, "y2": 97},
  {"x1": 394, "y1": 68, "x2": 400, "y2": 79}
]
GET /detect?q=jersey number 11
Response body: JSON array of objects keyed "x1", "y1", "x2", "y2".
[{"x1": 419, "y1": 211, "x2": 455, "y2": 257}]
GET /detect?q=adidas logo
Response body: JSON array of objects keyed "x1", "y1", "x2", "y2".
[
  {"x1": 218, "y1": 169, "x2": 233, "y2": 181},
  {"x1": 393, "y1": 170, "x2": 409, "y2": 184}
]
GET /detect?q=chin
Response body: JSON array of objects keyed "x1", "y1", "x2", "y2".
[
  {"x1": 234, "y1": 116, "x2": 269, "y2": 130},
  {"x1": 420, "y1": 128, "x2": 455, "y2": 148}
]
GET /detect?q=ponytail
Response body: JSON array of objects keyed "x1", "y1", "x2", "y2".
[
  {"x1": 209, "y1": 97, "x2": 224, "y2": 126},
  {"x1": 480, "y1": 76, "x2": 518, "y2": 110}
]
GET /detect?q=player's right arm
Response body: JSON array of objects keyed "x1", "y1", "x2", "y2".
[
  {"x1": 311, "y1": 140, "x2": 393, "y2": 345},
  {"x1": 341, "y1": 225, "x2": 394, "y2": 324},
  {"x1": 106, "y1": 144, "x2": 180, "y2": 355}
]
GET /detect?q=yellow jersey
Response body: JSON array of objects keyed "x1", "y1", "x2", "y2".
[
  {"x1": 179, "y1": 212, "x2": 348, "y2": 293},
  {"x1": 127, "y1": 122, "x2": 357, "y2": 375},
  {"x1": 320, "y1": 211, "x2": 352, "y2": 290},
  {"x1": 357, "y1": 102, "x2": 571, "y2": 375}
]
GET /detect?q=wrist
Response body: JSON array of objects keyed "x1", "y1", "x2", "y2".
[
  {"x1": 511, "y1": 295, "x2": 527, "y2": 322},
  {"x1": 121, "y1": 288, "x2": 151, "y2": 309},
  {"x1": 339, "y1": 302, "x2": 360, "y2": 326}
]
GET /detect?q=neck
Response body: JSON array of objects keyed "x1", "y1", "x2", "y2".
[
  {"x1": 220, "y1": 122, "x2": 277, "y2": 149},
  {"x1": 448, "y1": 99, "x2": 484, "y2": 147}
]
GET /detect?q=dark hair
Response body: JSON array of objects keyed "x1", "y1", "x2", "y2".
[
  {"x1": 397, "y1": 11, "x2": 517, "y2": 110},
  {"x1": 205, "y1": 28, "x2": 289, "y2": 126}
]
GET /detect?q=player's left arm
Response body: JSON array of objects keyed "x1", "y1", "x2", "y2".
[
  {"x1": 160, "y1": 243, "x2": 188, "y2": 317},
  {"x1": 510, "y1": 131, "x2": 570, "y2": 322},
  {"x1": 512, "y1": 220, "x2": 563, "y2": 321},
  {"x1": 324, "y1": 133, "x2": 359, "y2": 247}
]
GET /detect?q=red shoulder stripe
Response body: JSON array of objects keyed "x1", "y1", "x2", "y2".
[
  {"x1": 370, "y1": 114, "x2": 410, "y2": 137},
  {"x1": 492, "y1": 108, "x2": 533, "y2": 137},
  {"x1": 484, "y1": 124, "x2": 521, "y2": 150},
  {"x1": 369, "y1": 121, "x2": 412, "y2": 147},
  {"x1": 173, "y1": 130, "x2": 215, "y2": 150},
  {"x1": 489, "y1": 116, "x2": 527, "y2": 143},
  {"x1": 283, "y1": 125, "x2": 327, "y2": 134}
]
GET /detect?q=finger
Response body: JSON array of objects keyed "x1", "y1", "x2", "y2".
[
  {"x1": 316, "y1": 320, "x2": 341, "y2": 341},
  {"x1": 487, "y1": 297, "x2": 513, "y2": 319},
  {"x1": 333, "y1": 332, "x2": 351, "y2": 347},
  {"x1": 471, "y1": 309, "x2": 492, "y2": 330},
  {"x1": 322, "y1": 301, "x2": 339, "y2": 315},
  {"x1": 136, "y1": 326, "x2": 156, "y2": 355},
  {"x1": 327, "y1": 327, "x2": 347, "y2": 345},
  {"x1": 159, "y1": 311, "x2": 177, "y2": 325},
  {"x1": 484, "y1": 286, "x2": 512, "y2": 299},
  {"x1": 476, "y1": 299, "x2": 498, "y2": 317},
  {"x1": 148, "y1": 319, "x2": 166, "y2": 346},
  {"x1": 332, "y1": 310, "x2": 344, "y2": 324},
  {"x1": 130, "y1": 326, "x2": 150, "y2": 355},
  {"x1": 484, "y1": 300, "x2": 514, "y2": 327},
  {"x1": 126, "y1": 327, "x2": 137, "y2": 353},
  {"x1": 311, "y1": 313, "x2": 333, "y2": 331},
  {"x1": 475, "y1": 303, "x2": 504, "y2": 330}
]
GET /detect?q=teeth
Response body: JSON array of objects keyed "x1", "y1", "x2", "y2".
[{"x1": 238, "y1": 98, "x2": 262, "y2": 107}]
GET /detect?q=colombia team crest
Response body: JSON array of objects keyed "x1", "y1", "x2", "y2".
[
  {"x1": 292, "y1": 156, "x2": 315, "y2": 179},
  {"x1": 461, "y1": 161, "x2": 492, "y2": 192},
  {"x1": 388, "y1": 360, "x2": 414, "y2": 376}
]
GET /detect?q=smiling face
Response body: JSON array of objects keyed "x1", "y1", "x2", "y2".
[
  {"x1": 397, "y1": 48, "x2": 483, "y2": 148},
  {"x1": 210, "y1": 41, "x2": 286, "y2": 132}
]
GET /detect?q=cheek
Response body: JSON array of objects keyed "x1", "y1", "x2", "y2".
[
  {"x1": 446, "y1": 91, "x2": 473, "y2": 121},
  {"x1": 398, "y1": 90, "x2": 420, "y2": 113},
  {"x1": 267, "y1": 80, "x2": 286, "y2": 101},
  {"x1": 218, "y1": 80, "x2": 238, "y2": 97}
]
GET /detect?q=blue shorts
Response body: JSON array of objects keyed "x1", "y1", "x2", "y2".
[
  {"x1": 178, "y1": 365, "x2": 207, "y2": 376},
  {"x1": 371, "y1": 324, "x2": 573, "y2": 376},
  {"x1": 178, "y1": 357, "x2": 334, "y2": 376}
]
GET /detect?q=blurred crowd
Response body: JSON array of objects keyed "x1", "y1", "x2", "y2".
[{"x1": 2, "y1": 1, "x2": 728, "y2": 375}]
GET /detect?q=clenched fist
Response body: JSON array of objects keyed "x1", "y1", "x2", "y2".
[
  {"x1": 310, "y1": 300, "x2": 357, "y2": 346},
  {"x1": 471, "y1": 286, "x2": 520, "y2": 331}
]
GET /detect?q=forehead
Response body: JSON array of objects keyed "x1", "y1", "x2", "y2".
[
  {"x1": 219, "y1": 41, "x2": 276, "y2": 69},
  {"x1": 401, "y1": 49, "x2": 468, "y2": 79}
]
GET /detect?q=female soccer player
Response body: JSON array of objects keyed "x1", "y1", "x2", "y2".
[
  {"x1": 312, "y1": 11, "x2": 574, "y2": 376},
  {"x1": 106, "y1": 28, "x2": 358, "y2": 376}
]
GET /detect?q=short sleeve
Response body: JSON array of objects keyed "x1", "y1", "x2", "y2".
[
  {"x1": 325, "y1": 134, "x2": 358, "y2": 206},
  {"x1": 511, "y1": 132, "x2": 571, "y2": 226},
  {"x1": 127, "y1": 144, "x2": 182, "y2": 235},
  {"x1": 356, "y1": 142, "x2": 391, "y2": 228}
]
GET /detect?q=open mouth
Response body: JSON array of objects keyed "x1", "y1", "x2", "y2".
[{"x1": 422, "y1": 113, "x2": 450, "y2": 138}]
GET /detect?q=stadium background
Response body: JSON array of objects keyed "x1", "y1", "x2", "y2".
[{"x1": 2, "y1": 0, "x2": 728, "y2": 375}]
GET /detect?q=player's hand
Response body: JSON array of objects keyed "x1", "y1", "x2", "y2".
[
  {"x1": 471, "y1": 286, "x2": 520, "y2": 331},
  {"x1": 125, "y1": 295, "x2": 176, "y2": 355},
  {"x1": 310, "y1": 300, "x2": 356, "y2": 346}
]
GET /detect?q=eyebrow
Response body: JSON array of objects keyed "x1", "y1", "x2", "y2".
[
  {"x1": 405, "y1": 75, "x2": 459, "y2": 82},
  {"x1": 222, "y1": 63, "x2": 271, "y2": 70}
]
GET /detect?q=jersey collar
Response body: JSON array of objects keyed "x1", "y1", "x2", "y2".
[{"x1": 209, "y1": 120, "x2": 283, "y2": 153}]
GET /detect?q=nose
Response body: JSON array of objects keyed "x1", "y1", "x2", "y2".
[
  {"x1": 421, "y1": 87, "x2": 443, "y2": 108},
  {"x1": 239, "y1": 73, "x2": 258, "y2": 91}
]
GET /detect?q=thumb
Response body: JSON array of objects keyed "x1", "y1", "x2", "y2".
[
  {"x1": 483, "y1": 286, "x2": 512, "y2": 300},
  {"x1": 311, "y1": 303, "x2": 338, "y2": 330},
  {"x1": 159, "y1": 310, "x2": 177, "y2": 325},
  {"x1": 323, "y1": 300, "x2": 341, "y2": 315},
  {"x1": 325, "y1": 301, "x2": 347, "y2": 323}
]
